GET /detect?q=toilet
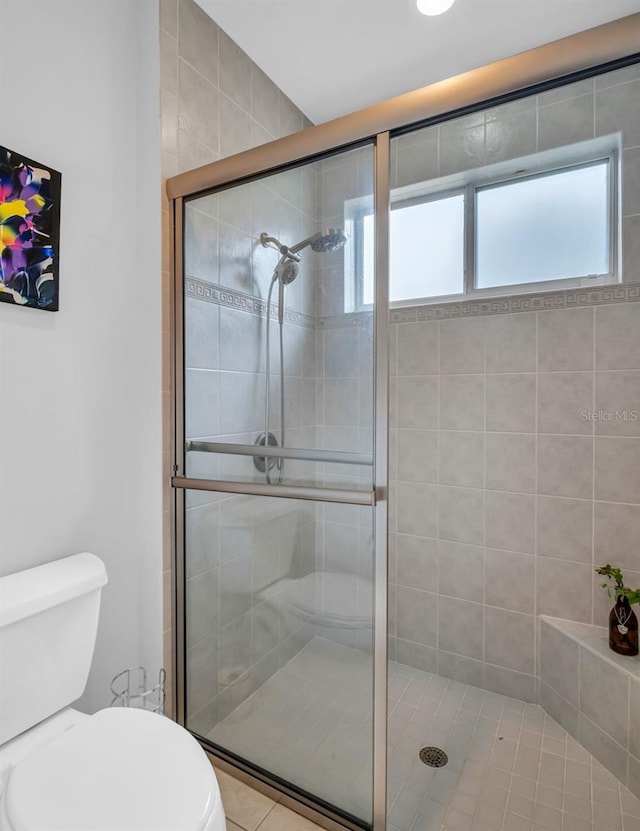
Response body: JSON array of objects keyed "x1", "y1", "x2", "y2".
[{"x1": 0, "y1": 552, "x2": 226, "y2": 831}]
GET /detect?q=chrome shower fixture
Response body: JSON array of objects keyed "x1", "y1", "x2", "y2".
[
  {"x1": 289, "y1": 229, "x2": 348, "y2": 256},
  {"x1": 259, "y1": 233, "x2": 301, "y2": 264},
  {"x1": 260, "y1": 228, "x2": 347, "y2": 285},
  {"x1": 258, "y1": 226, "x2": 347, "y2": 486},
  {"x1": 274, "y1": 258, "x2": 299, "y2": 286}
]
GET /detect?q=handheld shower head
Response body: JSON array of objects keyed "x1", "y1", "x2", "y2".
[{"x1": 275, "y1": 257, "x2": 299, "y2": 285}]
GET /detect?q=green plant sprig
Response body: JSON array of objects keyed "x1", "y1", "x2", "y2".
[{"x1": 596, "y1": 564, "x2": 640, "y2": 606}]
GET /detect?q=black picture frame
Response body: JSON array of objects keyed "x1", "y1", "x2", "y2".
[{"x1": 0, "y1": 145, "x2": 61, "y2": 312}]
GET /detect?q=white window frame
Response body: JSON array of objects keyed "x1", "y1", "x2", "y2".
[{"x1": 348, "y1": 135, "x2": 620, "y2": 311}]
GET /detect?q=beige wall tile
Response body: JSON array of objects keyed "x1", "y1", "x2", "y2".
[
  {"x1": 397, "y1": 321, "x2": 438, "y2": 375},
  {"x1": 536, "y1": 558, "x2": 593, "y2": 622},
  {"x1": 537, "y1": 435, "x2": 593, "y2": 499},
  {"x1": 397, "y1": 429, "x2": 438, "y2": 483},
  {"x1": 485, "y1": 548, "x2": 535, "y2": 613},
  {"x1": 439, "y1": 431, "x2": 484, "y2": 488},
  {"x1": 485, "y1": 433, "x2": 535, "y2": 493},
  {"x1": 438, "y1": 541, "x2": 484, "y2": 602},
  {"x1": 538, "y1": 372, "x2": 593, "y2": 435},
  {"x1": 484, "y1": 110, "x2": 537, "y2": 165},
  {"x1": 218, "y1": 29, "x2": 251, "y2": 113},
  {"x1": 397, "y1": 376, "x2": 438, "y2": 429},
  {"x1": 439, "y1": 485, "x2": 484, "y2": 545},
  {"x1": 394, "y1": 131, "x2": 438, "y2": 188},
  {"x1": 596, "y1": 305, "x2": 640, "y2": 371},
  {"x1": 595, "y1": 371, "x2": 640, "y2": 436},
  {"x1": 537, "y1": 496, "x2": 593, "y2": 562},
  {"x1": 438, "y1": 598, "x2": 484, "y2": 659},
  {"x1": 538, "y1": 308, "x2": 594, "y2": 372},
  {"x1": 595, "y1": 437, "x2": 640, "y2": 503},
  {"x1": 396, "y1": 534, "x2": 438, "y2": 592},
  {"x1": 178, "y1": 59, "x2": 219, "y2": 149},
  {"x1": 160, "y1": 0, "x2": 177, "y2": 36},
  {"x1": 538, "y1": 94, "x2": 595, "y2": 152},
  {"x1": 397, "y1": 482, "x2": 438, "y2": 537},
  {"x1": 160, "y1": 30, "x2": 178, "y2": 95},
  {"x1": 484, "y1": 607, "x2": 535, "y2": 674},
  {"x1": 578, "y1": 714, "x2": 628, "y2": 785},
  {"x1": 540, "y1": 620, "x2": 579, "y2": 707},
  {"x1": 594, "y1": 501, "x2": 640, "y2": 570},
  {"x1": 579, "y1": 646, "x2": 629, "y2": 748},
  {"x1": 178, "y1": 0, "x2": 219, "y2": 85},
  {"x1": 595, "y1": 79, "x2": 640, "y2": 148},
  {"x1": 485, "y1": 312, "x2": 536, "y2": 373},
  {"x1": 440, "y1": 375, "x2": 485, "y2": 430},
  {"x1": 483, "y1": 664, "x2": 537, "y2": 703},
  {"x1": 396, "y1": 586, "x2": 437, "y2": 646},
  {"x1": 438, "y1": 650, "x2": 483, "y2": 687},
  {"x1": 486, "y1": 374, "x2": 535, "y2": 433},
  {"x1": 486, "y1": 491, "x2": 535, "y2": 554},
  {"x1": 439, "y1": 317, "x2": 485, "y2": 374}
]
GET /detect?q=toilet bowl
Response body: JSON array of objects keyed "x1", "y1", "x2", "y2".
[{"x1": 0, "y1": 553, "x2": 226, "y2": 831}]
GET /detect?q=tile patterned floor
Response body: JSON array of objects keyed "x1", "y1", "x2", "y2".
[{"x1": 211, "y1": 638, "x2": 640, "y2": 831}]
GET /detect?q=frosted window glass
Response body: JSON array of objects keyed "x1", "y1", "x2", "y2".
[
  {"x1": 362, "y1": 193, "x2": 464, "y2": 305},
  {"x1": 476, "y1": 162, "x2": 609, "y2": 288}
]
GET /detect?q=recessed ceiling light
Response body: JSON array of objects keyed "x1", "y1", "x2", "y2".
[{"x1": 417, "y1": 0, "x2": 455, "y2": 15}]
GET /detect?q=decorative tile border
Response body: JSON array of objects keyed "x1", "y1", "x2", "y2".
[
  {"x1": 187, "y1": 277, "x2": 640, "y2": 330},
  {"x1": 389, "y1": 282, "x2": 640, "y2": 323},
  {"x1": 317, "y1": 311, "x2": 373, "y2": 330},
  {"x1": 185, "y1": 278, "x2": 315, "y2": 329}
]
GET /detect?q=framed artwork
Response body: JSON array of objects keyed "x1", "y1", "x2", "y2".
[{"x1": 0, "y1": 146, "x2": 61, "y2": 311}]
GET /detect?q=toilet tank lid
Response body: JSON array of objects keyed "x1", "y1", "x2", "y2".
[{"x1": 0, "y1": 553, "x2": 108, "y2": 628}]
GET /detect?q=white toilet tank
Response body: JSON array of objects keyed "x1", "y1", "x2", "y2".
[{"x1": 0, "y1": 553, "x2": 108, "y2": 746}]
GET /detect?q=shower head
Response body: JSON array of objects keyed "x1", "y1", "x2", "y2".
[
  {"x1": 289, "y1": 229, "x2": 347, "y2": 256},
  {"x1": 275, "y1": 257, "x2": 299, "y2": 285},
  {"x1": 310, "y1": 229, "x2": 348, "y2": 253}
]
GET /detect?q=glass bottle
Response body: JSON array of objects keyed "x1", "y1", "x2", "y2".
[{"x1": 609, "y1": 595, "x2": 639, "y2": 656}]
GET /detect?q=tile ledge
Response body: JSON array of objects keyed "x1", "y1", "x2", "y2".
[{"x1": 541, "y1": 615, "x2": 640, "y2": 678}]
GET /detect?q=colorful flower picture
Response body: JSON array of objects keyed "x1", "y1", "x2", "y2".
[{"x1": 0, "y1": 146, "x2": 61, "y2": 311}]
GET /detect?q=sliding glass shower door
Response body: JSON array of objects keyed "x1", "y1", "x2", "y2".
[{"x1": 174, "y1": 141, "x2": 385, "y2": 828}]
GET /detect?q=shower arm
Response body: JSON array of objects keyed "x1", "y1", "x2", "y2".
[
  {"x1": 288, "y1": 232, "x2": 322, "y2": 255},
  {"x1": 260, "y1": 233, "x2": 301, "y2": 262}
]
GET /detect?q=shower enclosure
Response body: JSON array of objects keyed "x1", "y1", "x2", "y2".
[{"x1": 168, "y1": 16, "x2": 640, "y2": 831}]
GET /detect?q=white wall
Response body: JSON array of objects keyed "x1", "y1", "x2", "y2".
[{"x1": 0, "y1": 0, "x2": 162, "y2": 711}]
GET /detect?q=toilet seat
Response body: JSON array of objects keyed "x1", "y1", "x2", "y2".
[
  {"x1": 2, "y1": 708, "x2": 223, "y2": 831},
  {"x1": 284, "y1": 571, "x2": 373, "y2": 627}
]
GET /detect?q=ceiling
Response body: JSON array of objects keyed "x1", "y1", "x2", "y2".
[{"x1": 195, "y1": 0, "x2": 640, "y2": 124}]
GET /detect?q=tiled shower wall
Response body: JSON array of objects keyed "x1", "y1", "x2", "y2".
[
  {"x1": 388, "y1": 62, "x2": 640, "y2": 700},
  {"x1": 388, "y1": 298, "x2": 640, "y2": 701},
  {"x1": 159, "y1": 0, "x2": 312, "y2": 718}
]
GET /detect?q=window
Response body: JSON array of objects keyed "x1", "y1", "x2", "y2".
[{"x1": 353, "y1": 139, "x2": 618, "y2": 308}]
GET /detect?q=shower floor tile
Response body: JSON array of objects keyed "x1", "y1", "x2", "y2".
[{"x1": 208, "y1": 638, "x2": 640, "y2": 831}]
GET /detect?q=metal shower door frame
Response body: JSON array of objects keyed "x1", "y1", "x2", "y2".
[
  {"x1": 167, "y1": 13, "x2": 640, "y2": 831},
  {"x1": 170, "y1": 135, "x2": 390, "y2": 831}
]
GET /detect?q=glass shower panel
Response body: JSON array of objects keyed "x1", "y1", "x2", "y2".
[
  {"x1": 182, "y1": 144, "x2": 375, "y2": 494},
  {"x1": 184, "y1": 491, "x2": 375, "y2": 824}
]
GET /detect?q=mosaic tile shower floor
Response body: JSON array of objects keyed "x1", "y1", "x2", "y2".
[{"x1": 208, "y1": 638, "x2": 640, "y2": 831}]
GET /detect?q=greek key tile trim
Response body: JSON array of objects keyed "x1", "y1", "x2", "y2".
[
  {"x1": 185, "y1": 278, "x2": 315, "y2": 329},
  {"x1": 388, "y1": 282, "x2": 640, "y2": 323},
  {"x1": 186, "y1": 278, "x2": 640, "y2": 330}
]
